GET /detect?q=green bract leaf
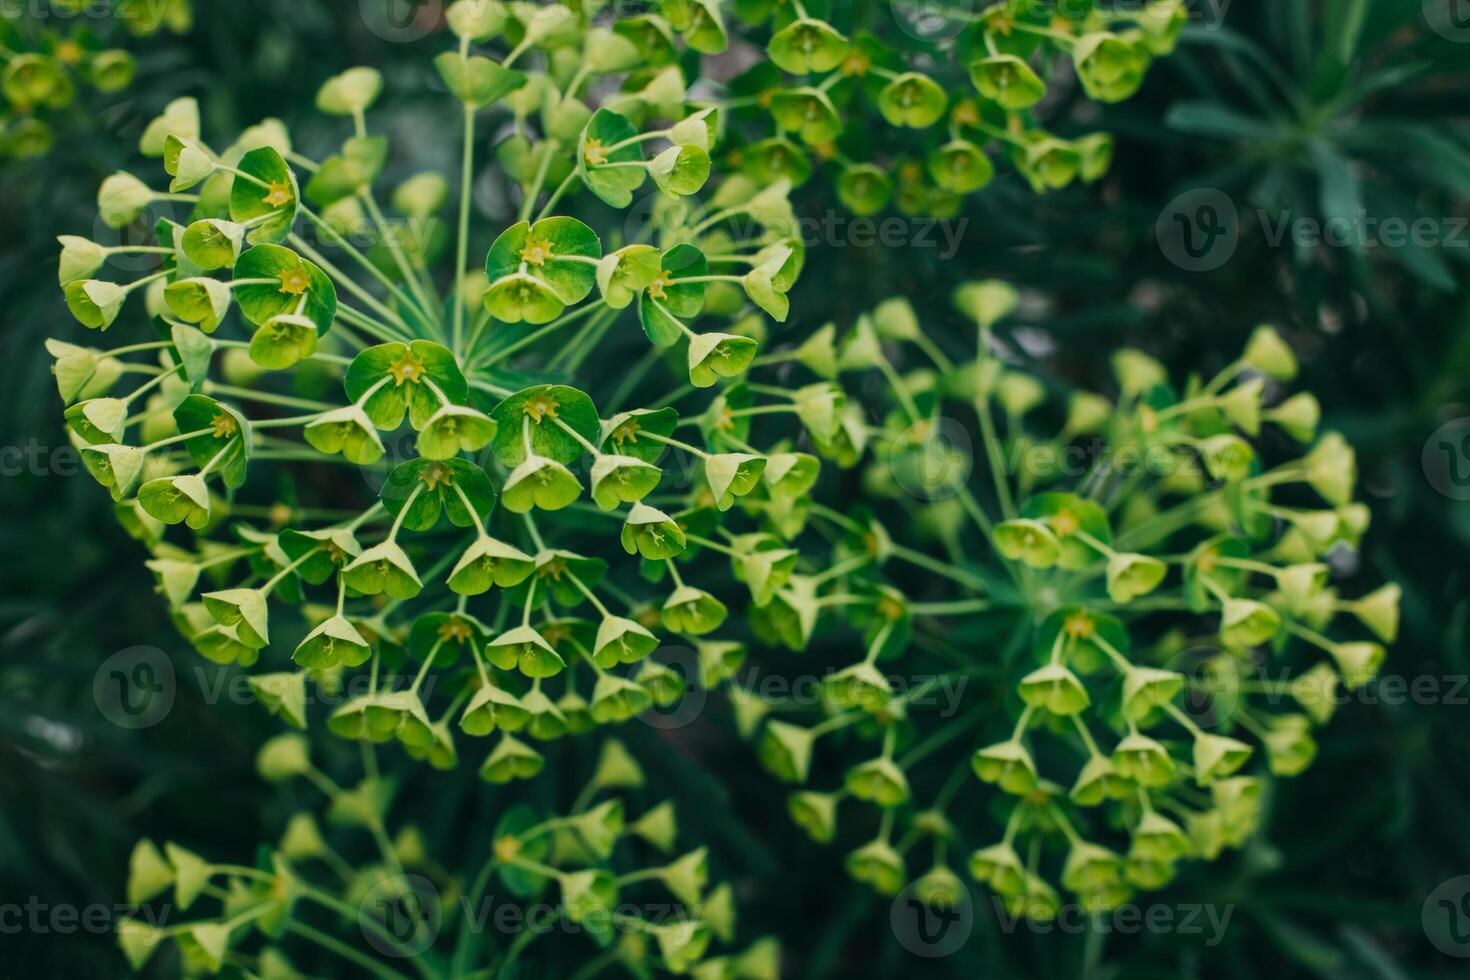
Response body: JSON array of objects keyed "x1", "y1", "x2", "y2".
[
  {"x1": 876, "y1": 72, "x2": 947, "y2": 128},
  {"x1": 600, "y1": 407, "x2": 678, "y2": 464},
  {"x1": 969, "y1": 54, "x2": 1046, "y2": 109},
  {"x1": 768, "y1": 18, "x2": 848, "y2": 74},
  {"x1": 449, "y1": 536, "x2": 537, "y2": 595},
  {"x1": 435, "y1": 52, "x2": 526, "y2": 108},
  {"x1": 181, "y1": 219, "x2": 245, "y2": 270},
  {"x1": 705, "y1": 452, "x2": 766, "y2": 510},
  {"x1": 228, "y1": 147, "x2": 300, "y2": 245},
  {"x1": 140, "y1": 97, "x2": 199, "y2": 157},
  {"x1": 345, "y1": 340, "x2": 469, "y2": 430},
  {"x1": 490, "y1": 384, "x2": 601, "y2": 467},
  {"x1": 379, "y1": 458, "x2": 497, "y2": 532},
  {"x1": 164, "y1": 277, "x2": 232, "y2": 333},
  {"x1": 929, "y1": 140, "x2": 994, "y2": 194},
  {"x1": 769, "y1": 88, "x2": 842, "y2": 145},
  {"x1": 316, "y1": 67, "x2": 383, "y2": 115},
  {"x1": 596, "y1": 244, "x2": 661, "y2": 309},
  {"x1": 342, "y1": 542, "x2": 423, "y2": 599},
  {"x1": 64, "y1": 279, "x2": 128, "y2": 331},
  {"x1": 621, "y1": 503, "x2": 687, "y2": 560},
  {"x1": 639, "y1": 244, "x2": 707, "y2": 348},
  {"x1": 649, "y1": 143, "x2": 712, "y2": 196},
  {"x1": 484, "y1": 216, "x2": 601, "y2": 324},
  {"x1": 173, "y1": 394, "x2": 251, "y2": 489},
  {"x1": 304, "y1": 405, "x2": 385, "y2": 465},
  {"x1": 579, "y1": 108, "x2": 647, "y2": 207},
  {"x1": 592, "y1": 454, "x2": 663, "y2": 510},
  {"x1": 688, "y1": 332, "x2": 758, "y2": 388}
]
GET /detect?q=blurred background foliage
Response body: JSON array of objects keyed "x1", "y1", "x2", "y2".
[{"x1": 2, "y1": 0, "x2": 1467, "y2": 976}]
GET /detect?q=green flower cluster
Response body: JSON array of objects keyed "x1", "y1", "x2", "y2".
[
  {"x1": 0, "y1": 0, "x2": 191, "y2": 158},
  {"x1": 720, "y1": 0, "x2": 1184, "y2": 212},
  {"x1": 52, "y1": 3, "x2": 827, "y2": 973},
  {"x1": 121, "y1": 736, "x2": 775, "y2": 978},
  {"x1": 731, "y1": 282, "x2": 1397, "y2": 919}
]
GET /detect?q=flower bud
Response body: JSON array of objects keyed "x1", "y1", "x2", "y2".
[
  {"x1": 1242, "y1": 324, "x2": 1297, "y2": 381},
  {"x1": 788, "y1": 791, "x2": 840, "y2": 843}
]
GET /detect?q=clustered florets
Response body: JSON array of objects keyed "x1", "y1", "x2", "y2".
[{"x1": 45, "y1": 0, "x2": 1388, "y2": 975}]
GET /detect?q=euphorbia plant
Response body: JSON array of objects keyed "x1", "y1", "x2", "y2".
[
  {"x1": 728, "y1": 285, "x2": 1396, "y2": 919},
  {"x1": 42, "y1": 0, "x2": 1364, "y2": 973},
  {"x1": 0, "y1": 0, "x2": 192, "y2": 158}
]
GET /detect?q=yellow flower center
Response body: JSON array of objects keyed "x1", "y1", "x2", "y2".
[
  {"x1": 647, "y1": 270, "x2": 673, "y2": 300},
  {"x1": 1049, "y1": 511, "x2": 1079, "y2": 538},
  {"x1": 841, "y1": 51, "x2": 871, "y2": 77},
  {"x1": 55, "y1": 41, "x2": 84, "y2": 65},
  {"x1": 952, "y1": 100, "x2": 981, "y2": 127},
  {"x1": 494, "y1": 836, "x2": 521, "y2": 862},
  {"x1": 211, "y1": 413, "x2": 238, "y2": 440},
  {"x1": 519, "y1": 236, "x2": 554, "y2": 265},
  {"x1": 1063, "y1": 612, "x2": 1095, "y2": 641},
  {"x1": 582, "y1": 138, "x2": 608, "y2": 166},
  {"x1": 420, "y1": 462, "x2": 453, "y2": 491},
  {"x1": 611, "y1": 420, "x2": 642, "y2": 446},
  {"x1": 438, "y1": 619, "x2": 473, "y2": 645},
  {"x1": 268, "y1": 503, "x2": 292, "y2": 527},
  {"x1": 524, "y1": 394, "x2": 560, "y2": 423},
  {"x1": 278, "y1": 268, "x2": 310, "y2": 295},
  {"x1": 538, "y1": 558, "x2": 567, "y2": 581},
  {"x1": 262, "y1": 180, "x2": 293, "y2": 208},
  {"x1": 389, "y1": 350, "x2": 426, "y2": 386}
]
